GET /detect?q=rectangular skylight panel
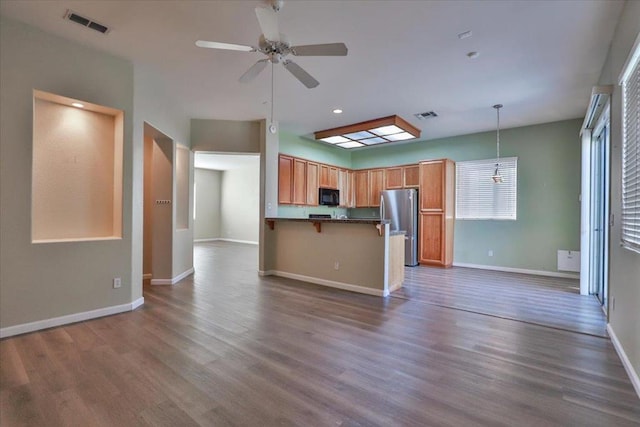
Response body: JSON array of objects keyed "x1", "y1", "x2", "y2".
[
  {"x1": 360, "y1": 137, "x2": 387, "y2": 145},
  {"x1": 343, "y1": 131, "x2": 374, "y2": 140},
  {"x1": 321, "y1": 136, "x2": 350, "y2": 144},
  {"x1": 337, "y1": 141, "x2": 365, "y2": 149},
  {"x1": 370, "y1": 125, "x2": 404, "y2": 136},
  {"x1": 385, "y1": 132, "x2": 416, "y2": 141}
]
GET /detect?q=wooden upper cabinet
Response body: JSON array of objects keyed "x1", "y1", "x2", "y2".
[
  {"x1": 278, "y1": 155, "x2": 293, "y2": 204},
  {"x1": 420, "y1": 160, "x2": 444, "y2": 211},
  {"x1": 306, "y1": 161, "x2": 319, "y2": 205},
  {"x1": 319, "y1": 164, "x2": 330, "y2": 188},
  {"x1": 369, "y1": 169, "x2": 384, "y2": 207},
  {"x1": 403, "y1": 165, "x2": 420, "y2": 188},
  {"x1": 385, "y1": 167, "x2": 403, "y2": 189},
  {"x1": 329, "y1": 167, "x2": 339, "y2": 189},
  {"x1": 292, "y1": 158, "x2": 307, "y2": 205},
  {"x1": 320, "y1": 164, "x2": 339, "y2": 189},
  {"x1": 355, "y1": 170, "x2": 369, "y2": 207},
  {"x1": 338, "y1": 169, "x2": 351, "y2": 207},
  {"x1": 345, "y1": 170, "x2": 355, "y2": 208}
]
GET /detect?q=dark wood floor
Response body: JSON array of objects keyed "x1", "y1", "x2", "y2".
[
  {"x1": 1, "y1": 241, "x2": 638, "y2": 426},
  {"x1": 394, "y1": 264, "x2": 608, "y2": 337}
]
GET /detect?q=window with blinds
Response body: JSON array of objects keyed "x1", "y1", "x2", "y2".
[
  {"x1": 455, "y1": 157, "x2": 517, "y2": 220},
  {"x1": 621, "y1": 40, "x2": 640, "y2": 253}
]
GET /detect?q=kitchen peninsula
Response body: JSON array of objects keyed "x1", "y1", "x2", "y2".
[{"x1": 263, "y1": 217, "x2": 404, "y2": 296}]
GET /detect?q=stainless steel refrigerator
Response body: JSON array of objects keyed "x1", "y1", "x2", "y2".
[{"x1": 380, "y1": 189, "x2": 418, "y2": 266}]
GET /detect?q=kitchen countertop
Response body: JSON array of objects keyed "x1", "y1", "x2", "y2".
[{"x1": 265, "y1": 217, "x2": 390, "y2": 225}]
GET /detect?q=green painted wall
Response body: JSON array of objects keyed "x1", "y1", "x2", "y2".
[
  {"x1": 277, "y1": 120, "x2": 581, "y2": 273},
  {"x1": 352, "y1": 119, "x2": 582, "y2": 273},
  {"x1": 279, "y1": 132, "x2": 351, "y2": 168}
]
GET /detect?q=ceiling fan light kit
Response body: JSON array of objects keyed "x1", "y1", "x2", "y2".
[{"x1": 314, "y1": 115, "x2": 421, "y2": 149}]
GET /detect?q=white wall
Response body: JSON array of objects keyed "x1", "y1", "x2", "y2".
[
  {"x1": 598, "y1": 0, "x2": 640, "y2": 389},
  {"x1": 0, "y1": 16, "x2": 134, "y2": 328},
  {"x1": 133, "y1": 65, "x2": 192, "y2": 285},
  {"x1": 220, "y1": 160, "x2": 260, "y2": 244},
  {"x1": 194, "y1": 168, "x2": 222, "y2": 240}
]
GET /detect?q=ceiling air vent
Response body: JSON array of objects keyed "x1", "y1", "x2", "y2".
[
  {"x1": 414, "y1": 111, "x2": 438, "y2": 120},
  {"x1": 64, "y1": 10, "x2": 110, "y2": 34}
]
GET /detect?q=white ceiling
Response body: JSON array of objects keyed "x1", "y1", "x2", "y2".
[
  {"x1": 195, "y1": 153, "x2": 259, "y2": 171},
  {"x1": 0, "y1": 0, "x2": 623, "y2": 142}
]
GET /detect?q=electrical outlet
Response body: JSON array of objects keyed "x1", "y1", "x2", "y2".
[
  {"x1": 113, "y1": 277, "x2": 121, "y2": 289},
  {"x1": 488, "y1": 250, "x2": 494, "y2": 257},
  {"x1": 334, "y1": 261, "x2": 340, "y2": 270}
]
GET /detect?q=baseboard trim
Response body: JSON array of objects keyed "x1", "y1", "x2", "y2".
[
  {"x1": 150, "y1": 268, "x2": 194, "y2": 286},
  {"x1": 0, "y1": 297, "x2": 145, "y2": 339},
  {"x1": 219, "y1": 238, "x2": 259, "y2": 245},
  {"x1": 142, "y1": 273, "x2": 152, "y2": 280},
  {"x1": 271, "y1": 270, "x2": 387, "y2": 297},
  {"x1": 258, "y1": 270, "x2": 275, "y2": 276},
  {"x1": 607, "y1": 324, "x2": 640, "y2": 399},
  {"x1": 194, "y1": 238, "x2": 258, "y2": 245},
  {"x1": 452, "y1": 262, "x2": 580, "y2": 279}
]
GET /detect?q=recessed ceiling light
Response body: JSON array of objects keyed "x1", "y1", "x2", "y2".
[
  {"x1": 71, "y1": 102, "x2": 84, "y2": 108},
  {"x1": 467, "y1": 51, "x2": 480, "y2": 59},
  {"x1": 458, "y1": 30, "x2": 473, "y2": 40},
  {"x1": 332, "y1": 108, "x2": 343, "y2": 114}
]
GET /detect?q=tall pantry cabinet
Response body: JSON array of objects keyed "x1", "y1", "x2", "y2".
[{"x1": 419, "y1": 159, "x2": 455, "y2": 267}]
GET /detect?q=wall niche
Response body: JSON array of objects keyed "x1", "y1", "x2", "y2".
[{"x1": 31, "y1": 90, "x2": 123, "y2": 243}]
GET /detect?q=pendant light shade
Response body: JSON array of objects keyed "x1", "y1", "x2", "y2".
[{"x1": 492, "y1": 104, "x2": 503, "y2": 183}]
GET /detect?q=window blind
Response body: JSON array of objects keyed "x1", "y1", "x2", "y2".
[
  {"x1": 621, "y1": 47, "x2": 640, "y2": 253},
  {"x1": 455, "y1": 157, "x2": 517, "y2": 220}
]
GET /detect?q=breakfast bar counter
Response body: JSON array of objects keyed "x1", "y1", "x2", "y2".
[{"x1": 262, "y1": 217, "x2": 404, "y2": 296}]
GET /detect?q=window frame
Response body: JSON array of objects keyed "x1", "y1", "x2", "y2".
[
  {"x1": 455, "y1": 156, "x2": 518, "y2": 221},
  {"x1": 618, "y1": 33, "x2": 640, "y2": 254}
]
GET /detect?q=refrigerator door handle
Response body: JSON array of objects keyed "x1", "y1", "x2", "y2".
[{"x1": 380, "y1": 194, "x2": 385, "y2": 221}]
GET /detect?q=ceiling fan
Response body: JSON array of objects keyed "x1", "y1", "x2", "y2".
[{"x1": 195, "y1": 0, "x2": 348, "y2": 88}]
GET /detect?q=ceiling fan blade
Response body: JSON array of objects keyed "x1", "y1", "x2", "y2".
[
  {"x1": 283, "y1": 60, "x2": 319, "y2": 88},
  {"x1": 291, "y1": 43, "x2": 348, "y2": 56},
  {"x1": 255, "y1": 6, "x2": 280, "y2": 42},
  {"x1": 195, "y1": 40, "x2": 255, "y2": 52},
  {"x1": 239, "y1": 59, "x2": 269, "y2": 83}
]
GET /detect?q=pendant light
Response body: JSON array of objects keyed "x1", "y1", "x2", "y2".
[{"x1": 492, "y1": 104, "x2": 503, "y2": 183}]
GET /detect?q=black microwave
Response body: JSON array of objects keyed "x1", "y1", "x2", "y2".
[{"x1": 319, "y1": 188, "x2": 340, "y2": 206}]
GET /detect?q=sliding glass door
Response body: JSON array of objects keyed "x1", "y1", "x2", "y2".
[{"x1": 589, "y1": 120, "x2": 609, "y2": 310}]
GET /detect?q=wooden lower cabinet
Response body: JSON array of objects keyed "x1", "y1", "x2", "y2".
[{"x1": 419, "y1": 214, "x2": 443, "y2": 265}]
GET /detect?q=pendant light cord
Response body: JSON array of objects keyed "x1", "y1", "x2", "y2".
[
  {"x1": 493, "y1": 104, "x2": 502, "y2": 163},
  {"x1": 271, "y1": 61, "x2": 274, "y2": 124}
]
